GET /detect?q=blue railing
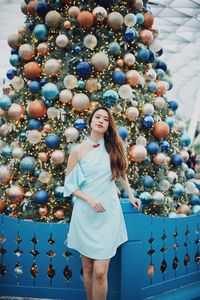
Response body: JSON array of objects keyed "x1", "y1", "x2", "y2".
[{"x1": 0, "y1": 199, "x2": 199, "y2": 299}]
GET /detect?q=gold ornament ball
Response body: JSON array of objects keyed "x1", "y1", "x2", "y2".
[
  {"x1": 43, "y1": 123, "x2": 52, "y2": 133},
  {"x1": 44, "y1": 59, "x2": 61, "y2": 77},
  {"x1": 0, "y1": 165, "x2": 12, "y2": 184},
  {"x1": 68, "y1": 6, "x2": 80, "y2": 18},
  {"x1": 8, "y1": 103, "x2": 24, "y2": 120},
  {"x1": 72, "y1": 93, "x2": 90, "y2": 112},
  {"x1": 7, "y1": 33, "x2": 22, "y2": 49},
  {"x1": 156, "y1": 81, "x2": 169, "y2": 96},
  {"x1": 126, "y1": 107, "x2": 139, "y2": 121},
  {"x1": 0, "y1": 124, "x2": 10, "y2": 137},
  {"x1": 63, "y1": 75, "x2": 78, "y2": 89},
  {"x1": 51, "y1": 150, "x2": 65, "y2": 165},
  {"x1": 37, "y1": 42, "x2": 49, "y2": 56},
  {"x1": 59, "y1": 89, "x2": 73, "y2": 103},
  {"x1": 153, "y1": 153, "x2": 166, "y2": 165},
  {"x1": 86, "y1": 78, "x2": 98, "y2": 92},
  {"x1": 126, "y1": 70, "x2": 141, "y2": 87},
  {"x1": 64, "y1": 127, "x2": 79, "y2": 142},
  {"x1": 140, "y1": 29, "x2": 154, "y2": 45},
  {"x1": 38, "y1": 206, "x2": 48, "y2": 217},
  {"x1": 54, "y1": 209, "x2": 65, "y2": 220},
  {"x1": 38, "y1": 152, "x2": 49, "y2": 162},
  {"x1": 38, "y1": 172, "x2": 51, "y2": 183},
  {"x1": 117, "y1": 59, "x2": 124, "y2": 67},
  {"x1": 27, "y1": 130, "x2": 42, "y2": 144},
  {"x1": 6, "y1": 185, "x2": 24, "y2": 204},
  {"x1": 45, "y1": 10, "x2": 62, "y2": 29},
  {"x1": 107, "y1": 12, "x2": 123, "y2": 31},
  {"x1": 177, "y1": 204, "x2": 191, "y2": 216},
  {"x1": 91, "y1": 52, "x2": 109, "y2": 72},
  {"x1": 19, "y1": 44, "x2": 35, "y2": 61},
  {"x1": 124, "y1": 53, "x2": 136, "y2": 67},
  {"x1": 64, "y1": 20, "x2": 72, "y2": 29},
  {"x1": 92, "y1": 6, "x2": 107, "y2": 22},
  {"x1": 129, "y1": 144, "x2": 147, "y2": 163},
  {"x1": 11, "y1": 76, "x2": 25, "y2": 90},
  {"x1": 0, "y1": 199, "x2": 6, "y2": 213}
]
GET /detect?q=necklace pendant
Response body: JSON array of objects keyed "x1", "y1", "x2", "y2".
[{"x1": 93, "y1": 143, "x2": 100, "y2": 148}]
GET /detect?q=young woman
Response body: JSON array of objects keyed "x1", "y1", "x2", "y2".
[{"x1": 64, "y1": 106, "x2": 141, "y2": 300}]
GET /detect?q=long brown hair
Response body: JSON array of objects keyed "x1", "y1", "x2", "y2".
[{"x1": 87, "y1": 106, "x2": 128, "y2": 180}]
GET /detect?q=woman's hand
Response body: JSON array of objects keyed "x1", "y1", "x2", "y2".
[
  {"x1": 129, "y1": 195, "x2": 141, "y2": 210},
  {"x1": 87, "y1": 198, "x2": 106, "y2": 213}
]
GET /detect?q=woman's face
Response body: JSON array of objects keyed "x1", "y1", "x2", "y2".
[{"x1": 90, "y1": 109, "x2": 109, "y2": 134}]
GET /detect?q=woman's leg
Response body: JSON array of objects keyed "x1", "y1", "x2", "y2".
[
  {"x1": 92, "y1": 258, "x2": 110, "y2": 300},
  {"x1": 81, "y1": 254, "x2": 94, "y2": 300}
]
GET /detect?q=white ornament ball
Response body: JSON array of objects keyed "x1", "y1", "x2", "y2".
[
  {"x1": 124, "y1": 13, "x2": 137, "y2": 27},
  {"x1": 118, "y1": 84, "x2": 132, "y2": 99},
  {"x1": 154, "y1": 96, "x2": 165, "y2": 109},
  {"x1": 152, "y1": 191, "x2": 164, "y2": 203},
  {"x1": 27, "y1": 130, "x2": 42, "y2": 144},
  {"x1": 59, "y1": 89, "x2": 73, "y2": 103},
  {"x1": 159, "y1": 179, "x2": 170, "y2": 191},
  {"x1": 64, "y1": 127, "x2": 79, "y2": 142},
  {"x1": 107, "y1": 12, "x2": 123, "y2": 31},
  {"x1": 91, "y1": 52, "x2": 109, "y2": 72},
  {"x1": 47, "y1": 107, "x2": 58, "y2": 119},
  {"x1": 44, "y1": 59, "x2": 61, "y2": 76},
  {"x1": 146, "y1": 68, "x2": 157, "y2": 81},
  {"x1": 68, "y1": 6, "x2": 80, "y2": 17},
  {"x1": 136, "y1": 136, "x2": 147, "y2": 146},
  {"x1": 56, "y1": 34, "x2": 69, "y2": 48},
  {"x1": 11, "y1": 76, "x2": 25, "y2": 90},
  {"x1": 126, "y1": 106, "x2": 139, "y2": 121},
  {"x1": 143, "y1": 103, "x2": 154, "y2": 115},
  {"x1": 72, "y1": 93, "x2": 90, "y2": 112},
  {"x1": 38, "y1": 171, "x2": 51, "y2": 183},
  {"x1": 51, "y1": 150, "x2": 65, "y2": 165},
  {"x1": 63, "y1": 75, "x2": 78, "y2": 89},
  {"x1": 84, "y1": 34, "x2": 97, "y2": 49},
  {"x1": 92, "y1": 6, "x2": 107, "y2": 22},
  {"x1": 12, "y1": 147, "x2": 24, "y2": 159},
  {"x1": 123, "y1": 53, "x2": 136, "y2": 67}
]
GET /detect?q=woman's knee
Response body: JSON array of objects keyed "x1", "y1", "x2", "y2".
[{"x1": 93, "y1": 267, "x2": 107, "y2": 283}]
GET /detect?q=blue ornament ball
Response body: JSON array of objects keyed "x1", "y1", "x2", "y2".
[
  {"x1": 28, "y1": 81, "x2": 41, "y2": 93},
  {"x1": 20, "y1": 156, "x2": 36, "y2": 172},
  {"x1": 138, "y1": 48, "x2": 149, "y2": 61},
  {"x1": 117, "y1": 126, "x2": 128, "y2": 140},
  {"x1": 112, "y1": 70, "x2": 125, "y2": 85},
  {"x1": 180, "y1": 135, "x2": 191, "y2": 147},
  {"x1": 136, "y1": 13, "x2": 144, "y2": 24},
  {"x1": 33, "y1": 24, "x2": 48, "y2": 41},
  {"x1": 35, "y1": 2, "x2": 50, "y2": 17},
  {"x1": 124, "y1": 28, "x2": 137, "y2": 43},
  {"x1": 28, "y1": 119, "x2": 43, "y2": 130},
  {"x1": 45, "y1": 135, "x2": 60, "y2": 149},
  {"x1": 160, "y1": 140, "x2": 170, "y2": 152},
  {"x1": 147, "y1": 81, "x2": 157, "y2": 92},
  {"x1": 11, "y1": 48, "x2": 18, "y2": 55},
  {"x1": 76, "y1": 62, "x2": 92, "y2": 79},
  {"x1": 6, "y1": 69, "x2": 16, "y2": 80},
  {"x1": 2, "y1": 146, "x2": 12, "y2": 158},
  {"x1": 102, "y1": 90, "x2": 119, "y2": 107},
  {"x1": 5, "y1": 207, "x2": 12, "y2": 215},
  {"x1": 143, "y1": 115, "x2": 154, "y2": 128},
  {"x1": 0, "y1": 95, "x2": 12, "y2": 110},
  {"x1": 186, "y1": 168, "x2": 195, "y2": 179},
  {"x1": 192, "y1": 205, "x2": 200, "y2": 214},
  {"x1": 109, "y1": 42, "x2": 121, "y2": 55},
  {"x1": 9, "y1": 54, "x2": 20, "y2": 66},
  {"x1": 156, "y1": 60, "x2": 167, "y2": 72},
  {"x1": 35, "y1": 190, "x2": 49, "y2": 204},
  {"x1": 42, "y1": 83, "x2": 59, "y2": 100},
  {"x1": 147, "y1": 50, "x2": 155, "y2": 63},
  {"x1": 156, "y1": 68, "x2": 165, "y2": 79},
  {"x1": 54, "y1": 186, "x2": 65, "y2": 201},
  {"x1": 140, "y1": 192, "x2": 152, "y2": 201},
  {"x1": 142, "y1": 175, "x2": 154, "y2": 188},
  {"x1": 173, "y1": 183, "x2": 185, "y2": 197},
  {"x1": 190, "y1": 195, "x2": 200, "y2": 206},
  {"x1": 171, "y1": 154, "x2": 183, "y2": 166},
  {"x1": 40, "y1": 79, "x2": 47, "y2": 86},
  {"x1": 74, "y1": 118, "x2": 86, "y2": 131},
  {"x1": 165, "y1": 117, "x2": 174, "y2": 128},
  {"x1": 121, "y1": 188, "x2": 137, "y2": 198},
  {"x1": 166, "y1": 78, "x2": 173, "y2": 90},
  {"x1": 168, "y1": 100, "x2": 179, "y2": 111},
  {"x1": 74, "y1": 46, "x2": 81, "y2": 53},
  {"x1": 147, "y1": 142, "x2": 159, "y2": 155},
  {"x1": 78, "y1": 80, "x2": 85, "y2": 89}
]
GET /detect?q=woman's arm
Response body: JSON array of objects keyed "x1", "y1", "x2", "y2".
[
  {"x1": 117, "y1": 174, "x2": 141, "y2": 209},
  {"x1": 65, "y1": 147, "x2": 105, "y2": 212}
]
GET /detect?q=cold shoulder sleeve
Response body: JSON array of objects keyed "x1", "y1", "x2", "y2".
[{"x1": 63, "y1": 162, "x2": 86, "y2": 197}]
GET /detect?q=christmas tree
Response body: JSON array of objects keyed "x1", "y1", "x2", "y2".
[{"x1": 0, "y1": 0, "x2": 199, "y2": 222}]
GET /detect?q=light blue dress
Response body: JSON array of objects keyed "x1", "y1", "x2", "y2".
[{"x1": 64, "y1": 135, "x2": 128, "y2": 259}]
